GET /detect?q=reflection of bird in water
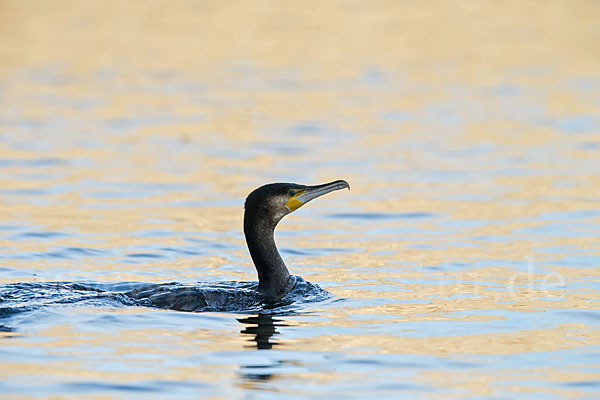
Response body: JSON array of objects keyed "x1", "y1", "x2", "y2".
[
  {"x1": 238, "y1": 314, "x2": 285, "y2": 350},
  {"x1": 126, "y1": 180, "x2": 349, "y2": 311}
]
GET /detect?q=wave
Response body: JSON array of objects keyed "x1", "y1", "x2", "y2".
[{"x1": 0, "y1": 277, "x2": 331, "y2": 316}]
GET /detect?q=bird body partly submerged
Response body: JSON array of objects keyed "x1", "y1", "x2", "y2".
[{"x1": 128, "y1": 179, "x2": 350, "y2": 311}]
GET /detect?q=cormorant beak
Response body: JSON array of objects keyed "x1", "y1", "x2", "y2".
[{"x1": 286, "y1": 179, "x2": 350, "y2": 212}]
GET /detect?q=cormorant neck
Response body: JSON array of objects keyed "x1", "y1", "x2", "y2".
[{"x1": 244, "y1": 209, "x2": 292, "y2": 299}]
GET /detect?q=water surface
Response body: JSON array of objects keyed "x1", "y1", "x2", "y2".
[{"x1": 1, "y1": 1, "x2": 599, "y2": 398}]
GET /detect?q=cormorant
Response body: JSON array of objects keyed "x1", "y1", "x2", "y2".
[{"x1": 125, "y1": 179, "x2": 350, "y2": 311}]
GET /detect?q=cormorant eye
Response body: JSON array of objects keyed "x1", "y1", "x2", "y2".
[{"x1": 288, "y1": 189, "x2": 296, "y2": 197}]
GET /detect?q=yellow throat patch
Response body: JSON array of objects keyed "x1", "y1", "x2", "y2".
[{"x1": 285, "y1": 189, "x2": 305, "y2": 212}]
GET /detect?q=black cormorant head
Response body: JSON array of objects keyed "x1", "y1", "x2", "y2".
[{"x1": 244, "y1": 180, "x2": 350, "y2": 228}]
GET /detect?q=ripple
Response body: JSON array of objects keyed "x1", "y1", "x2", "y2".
[
  {"x1": 328, "y1": 212, "x2": 437, "y2": 219},
  {"x1": 160, "y1": 247, "x2": 203, "y2": 256},
  {"x1": 0, "y1": 158, "x2": 67, "y2": 167},
  {"x1": 0, "y1": 282, "x2": 139, "y2": 316},
  {"x1": 17, "y1": 231, "x2": 68, "y2": 239},
  {"x1": 562, "y1": 381, "x2": 600, "y2": 388},
  {"x1": 64, "y1": 247, "x2": 108, "y2": 256},
  {"x1": 62, "y1": 382, "x2": 160, "y2": 393},
  {"x1": 125, "y1": 253, "x2": 166, "y2": 259},
  {"x1": 552, "y1": 115, "x2": 599, "y2": 134}
]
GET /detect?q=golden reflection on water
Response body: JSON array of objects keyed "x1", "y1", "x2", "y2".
[{"x1": 1, "y1": 0, "x2": 600, "y2": 398}]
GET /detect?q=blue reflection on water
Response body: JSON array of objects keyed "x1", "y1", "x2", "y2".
[
  {"x1": 552, "y1": 115, "x2": 599, "y2": 133},
  {"x1": 1, "y1": 65, "x2": 599, "y2": 399}
]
